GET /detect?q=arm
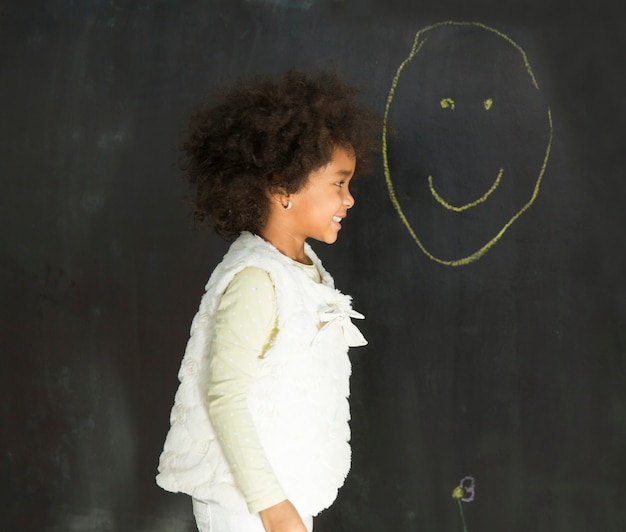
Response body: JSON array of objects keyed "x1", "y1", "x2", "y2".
[{"x1": 207, "y1": 267, "x2": 307, "y2": 530}]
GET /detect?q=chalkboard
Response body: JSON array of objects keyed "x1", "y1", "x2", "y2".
[{"x1": 2, "y1": 1, "x2": 625, "y2": 531}]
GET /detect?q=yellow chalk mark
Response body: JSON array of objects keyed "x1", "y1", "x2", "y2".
[
  {"x1": 428, "y1": 168, "x2": 504, "y2": 212},
  {"x1": 452, "y1": 486, "x2": 464, "y2": 499},
  {"x1": 441, "y1": 97, "x2": 455, "y2": 110},
  {"x1": 382, "y1": 21, "x2": 552, "y2": 266},
  {"x1": 484, "y1": 98, "x2": 493, "y2": 110}
]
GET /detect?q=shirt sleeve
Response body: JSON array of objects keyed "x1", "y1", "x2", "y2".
[{"x1": 206, "y1": 266, "x2": 286, "y2": 513}]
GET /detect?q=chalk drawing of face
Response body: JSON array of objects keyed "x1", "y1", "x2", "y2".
[{"x1": 383, "y1": 22, "x2": 552, "y2": 266}]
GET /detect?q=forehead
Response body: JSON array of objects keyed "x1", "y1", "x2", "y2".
[{"x1": 325, "y1": 146, "x2": 356, "y2": 173}]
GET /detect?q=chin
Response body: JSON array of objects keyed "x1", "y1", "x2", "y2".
[{"x1": 314, "y1": 234, "x2": 339, "y2": 245}]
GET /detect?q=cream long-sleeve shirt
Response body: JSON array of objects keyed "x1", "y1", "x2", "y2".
[{"x1": 206, "y1": 262, "x2": 321, "y2": 513}]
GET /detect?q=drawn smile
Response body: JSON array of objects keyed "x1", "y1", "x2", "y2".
[{"x1": 428, "y1": 168, "x2": 504, "y2": 212}]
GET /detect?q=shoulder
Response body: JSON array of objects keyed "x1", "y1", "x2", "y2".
[
  {"x1": 227, "y1": 266, "x2": 274, "y2": 295},
  {"x1": 217, "y1": 267, "x2": 276, "y2": 319}
]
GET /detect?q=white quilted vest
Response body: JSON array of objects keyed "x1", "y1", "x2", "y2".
[{"x1": 156, "y1": 232, "x2": 366, "y2": 516}]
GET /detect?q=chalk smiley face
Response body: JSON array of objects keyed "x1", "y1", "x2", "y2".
[{"x1": 383, "y1": 22, "x2": 553, "y2": 266}]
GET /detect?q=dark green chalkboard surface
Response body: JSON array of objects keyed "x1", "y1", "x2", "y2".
[{"x1": 2, "y1": 1, "x2": 625, "y2": 530}]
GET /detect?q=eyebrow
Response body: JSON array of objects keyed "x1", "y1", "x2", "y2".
[{"x1": 334, "y1": 169, "x2": 354, "y2": 177}]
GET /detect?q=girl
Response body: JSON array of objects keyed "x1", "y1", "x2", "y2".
[{"x1": 156, "y1": 71, "x2": 380, "y2": 532}]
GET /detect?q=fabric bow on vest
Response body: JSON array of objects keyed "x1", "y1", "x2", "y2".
[{"x1": 318, "y1": 304, "x2": 368, "y2": 347}]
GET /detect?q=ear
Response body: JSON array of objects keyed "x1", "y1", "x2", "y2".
[{"x1": 268, "y1": 182, "x2": 290, "y2": 209}]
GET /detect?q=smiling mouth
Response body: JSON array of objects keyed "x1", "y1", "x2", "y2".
[{"x1": 428, "y1": 168, "x2": 504, "y2": 212}]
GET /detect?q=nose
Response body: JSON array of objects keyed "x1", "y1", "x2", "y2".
[{"x1": 344, "y1": 187, "x2": 355, "y2": 209}]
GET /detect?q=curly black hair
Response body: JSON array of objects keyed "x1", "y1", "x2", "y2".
[{"x1": 181, "y1": 70, "x2": 381, "y2": 240}]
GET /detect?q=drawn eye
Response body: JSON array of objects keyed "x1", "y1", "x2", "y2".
[
  {"x1": 483, "y1": 98, "x2": 493, "y2": 110},
  {"x1": 440, "y1": 97, "x2": 455, "y2": 110}
]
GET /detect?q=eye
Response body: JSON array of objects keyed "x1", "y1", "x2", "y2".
[
  {"x1": 483, "y1": 98, "x2": 493, "y2": 110},
  {"x1": 335, "y1": 181, "x2": 345, "y2": 188},
  {"x1": 440, "y1": 97, "x2": 455, "y2": 110}
]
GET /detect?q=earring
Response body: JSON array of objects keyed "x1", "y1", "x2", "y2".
[{"x1": 283, "y1": 200, "x2": 292, "y2": 210}]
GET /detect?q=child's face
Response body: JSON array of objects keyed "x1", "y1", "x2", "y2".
[{"x1": 288, "y1": 146, "x2": 356, "y2": 245}]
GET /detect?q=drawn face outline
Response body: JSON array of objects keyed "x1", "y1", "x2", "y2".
[{"x1": 382, "y1": 21, "x2": 553, "y2": 266}]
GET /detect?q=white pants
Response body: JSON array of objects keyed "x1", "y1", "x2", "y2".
[{"x1": 193, "y1": 498, "x2": 313, "y2": 532}]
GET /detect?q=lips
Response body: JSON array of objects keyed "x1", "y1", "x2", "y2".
[{"x1": 332, "y1": 215, "x2": 344, "y2": 228}]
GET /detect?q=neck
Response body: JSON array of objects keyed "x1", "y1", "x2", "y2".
[{"x1": 258, "y1": 226, "x2": 311, "y2": 265}]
